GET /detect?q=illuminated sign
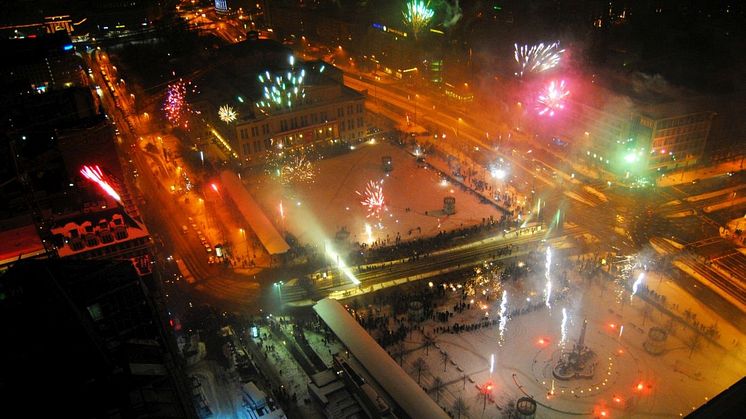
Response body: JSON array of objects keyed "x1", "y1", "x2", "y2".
[{"x1": 63, "y1": 44, "x2": 73, "y2": 51}]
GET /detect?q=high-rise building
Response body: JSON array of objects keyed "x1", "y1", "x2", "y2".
[{"x1": 0, "y1": 259, "x2": 197, "y2": 418}]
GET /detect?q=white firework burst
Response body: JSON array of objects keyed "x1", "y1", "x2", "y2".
[{"x1": 218, "y1": 105, "x2": 238, "y2": 123}]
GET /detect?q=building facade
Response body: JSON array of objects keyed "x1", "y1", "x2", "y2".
[{"x1": 234, "y1": 83, "x2": 366, "y2": 163}]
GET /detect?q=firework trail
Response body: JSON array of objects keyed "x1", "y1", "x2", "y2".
[
  {"x1": 498, "y1": 290, "x2": 508, "y2": 343},
  {"x1": 356, "y1": 180, "x2": 386, "y2": 218},
  {"x1": 80, "y1": 165, "x2": 121, "y2": 202},
  {"x1": 537, "y1": 80, "x2": 570, "y2": 117},
  {"x1": 403, "y1": 0, "x2": 435, "y2": 39},
  {"x1": 514, "y1": 41, "x2": 565, "y2": 77}
]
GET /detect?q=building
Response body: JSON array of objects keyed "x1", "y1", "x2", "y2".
[
  {"x1": 194, "y1": 46, "x2": 367, "y2": 165},
  {"x1": 313, "y1": 298, "x2": 449, "y2": 419},
  {"x1": 49, "y1": 207, "x2": 152, "y2": 272},
  {"x1": 0, "y1": 259, "x2": 197, "y2": 418},
  {"x1": 0, "y1": 31, "x2": 85, "y2": 94},
  {"x1": 551, "y1": 74, "x2": 717, "y2": 180}
]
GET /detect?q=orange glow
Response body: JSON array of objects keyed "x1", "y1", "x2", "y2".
[
  {"x1": 636, "y1": 382, "x2": 644, "y2": 391},
  {"x1": 211, "y1": 183, "x2": 219, "y2": 192}
]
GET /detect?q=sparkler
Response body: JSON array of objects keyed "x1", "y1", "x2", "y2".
[
  {"x1": 218, "y1": 105, "x2": 238, "y2": 123},
  {"x1": 536, "y1": 80, "x2": 570, "y2": 117},
  {"x1": 256, "y1": 68, "x2": 306, "y2": 114},
  {"x1": 498, "y1": 290, "x2": 508, "y2": 343},
  {"x1": 80, "y1": 165, "x2": 121, "y2": 202},
  {"x1": 560, "y1": 307, "x2": 568, "y2": 348},
  {"x1": 514, "y1": 42, "x2": 565, "y2": 77},
  {"x1": 163, "y1": 80, "x2": 195, "y2": 128},
  {"x1": 403, "y1": 0, "x2": 434, "y2": 39},
  {"x1": 357, "y1": 180, "x2": 386, "y2": 218}
]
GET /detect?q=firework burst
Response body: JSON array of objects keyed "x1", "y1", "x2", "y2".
[
  {"x1": 356, "y1": 180, "x2": 386, "y2": 218},
  {"x1": 280, "y1": 155, "x2": 316, "y2": 184},
  {"x1": 255, "y1": 69, "x2": 306, "y2": 114},
  {"x1": 218, "y1": 105, "x2": 238, "y2": 123},
  {"x1": 514, "y1": 42, "x2": 565, "y2": 77},
  {"x1": 403, "y1": 0, "x2": 435, "y2": 39},
  {"x1": 163, "y1": 80, "x2": 196, "y2": 128},
  {"x1": 536, "y1": 80, "x2": 570, "y2": 117}
]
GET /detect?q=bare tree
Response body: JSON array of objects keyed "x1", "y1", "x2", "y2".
[
  {"x1": 431, "y1": 376, "x2": 444, "y2": 402},
  {"x1": 412, "y1": 357, "x2": 428, "y2": 384},
  {"x1": 423, "y1": 333, "x2": 436, "y2": 356},
  {"x1": 686, "y1": 330, "x2": 703, "y2": 359},
  {"x1": 452, "y1": 396, "x2": 468, "y2": 419},
  {"x1": 641, "y1": 305, "x2": 653, "y2": 327},
  {"x1": 441, "y1": 351, "x2": 450, "y2": 372},
  {"x1": 393, "y1": 341, "x2": 406, "y2": 366}
]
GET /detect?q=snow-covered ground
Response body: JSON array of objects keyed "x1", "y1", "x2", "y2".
[
  {"x1": 244, "y1": 141, "x2": 505, "y2": 248},
  {"x1": 350, "y1": 254, "x2": 746, "y2": 418}
]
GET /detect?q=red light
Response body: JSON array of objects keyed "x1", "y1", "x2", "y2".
[
  {"x1": 609, "y1": 323, "x2": 616, "y2": 329},
  {"x1": 600, "y1": 410, "x2": 608, "y2": 417},
  {"x1": 169, "y1": 319, "x2": 175, "y2": 327},
  {"x1": 486, "y1": 384, "x2": 493, "y2": 391},
  {"x1": 211, "y1": 183, "x2": 219, "y2": 192},
  {"x1": 613, "y1": 396, "x2": 622, "y2": 403},
  {"x1": 636, "y1": 382, "x2": 644, "y2": 391},
  {"x1": 81, "y1": 165, "x2": 122, "y2": 202}
]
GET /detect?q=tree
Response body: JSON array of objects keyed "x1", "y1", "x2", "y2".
[
  {"x1": 641, "y1": 305, "x2": 653, "y2": 327},
  {"x1": 423, "y1": 333, "x2": 436, "y2": 356},
  {"x1": 441, "y1": 350, "x2": 450, "y2": 372},
  {"x1": 452, "y1": 396, "x2": 468, "y2": 419},
  {"x1": 686, "y1": 330, "x2": 703, "y2": 359},
  {"x1": 393, "y1": 341, "x2": 406, "y2": 366},
  {"x1": 431, "y1": 377, "x2": 444, "y2": 402},
  {"x1": 412, "y1": 357, "x2": 428, "y2": 384}
]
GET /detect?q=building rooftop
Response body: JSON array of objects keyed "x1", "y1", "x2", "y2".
[
  {"x1": 50, "y1": 206, "x2": 149, "y2": 257},
  {"x1": 314, "y1": 298, "x2": 448, "y2": 419},
  {"x1": 0, "y1": 224, "x2": 46, "y2": 270}
]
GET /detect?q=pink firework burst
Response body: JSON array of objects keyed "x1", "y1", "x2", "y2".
[
  {"x1": 163, "y1": 80, "x2": 194, "y2": 128},
  {"x1": 536, "y1": 80, "x2": 570, "y2": 117},
  {"x1": 356, "y1": 180, "x2": 386, "y2": 218}
]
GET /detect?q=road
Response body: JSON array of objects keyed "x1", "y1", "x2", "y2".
[
  {"x1": 86, "y1": 49, "x2": 264, "y2": 313},
  {"x1": 281, "y1": 224, "x2": 583, "y2": 304}
]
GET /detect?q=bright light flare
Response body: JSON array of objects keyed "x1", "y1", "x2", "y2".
[
  {"x1": 326, "y1": 243, "x2": 360, "y2": 285},
  {"x1": 498, "y1": 290, "x2": 508, "y2": 343},
  {"x1": 632, "y1": 272, "x2": 645, "y2": 296},
  {"x1": 514, "y1": 42, "x2": 565, "y2": 77},
  {"x1": 357, "y1": 180, "x2": 386, "y2": 218},
  {"x1": 218, "y1": 104, "x2": 238, "y2": 123},
  {"x1": 490, "y1": 168, "x2": 507, "y2": 180},
  {"x1": 560, "y1": 307, "x2": 568, "y2": 347},
  {"x1": 364, "y1": 223, "x2": 374, "y2": 244},
  {"x1": 80, "y1": 165, "x2": 121, "y2": 202},
  {"x1": 403, "y1": 0, "x2": 434, "y2": 39},
  {"x1": 536, "y1": 80, "x2": 570, "y2": 117},
  {"x1": 544, "y1": 246, "x2": 553, "y2": 308}
]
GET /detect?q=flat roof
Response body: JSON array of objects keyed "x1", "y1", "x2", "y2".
[
  {"x1": 313, "y1": 298, "x2": 448, "y2": 419},
  {"x1": 0, "y1": 225, "x2": 46, "y2": 268},
  {"x1": 219, "y1": 171, "x2": 290, "y2": 255}
]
